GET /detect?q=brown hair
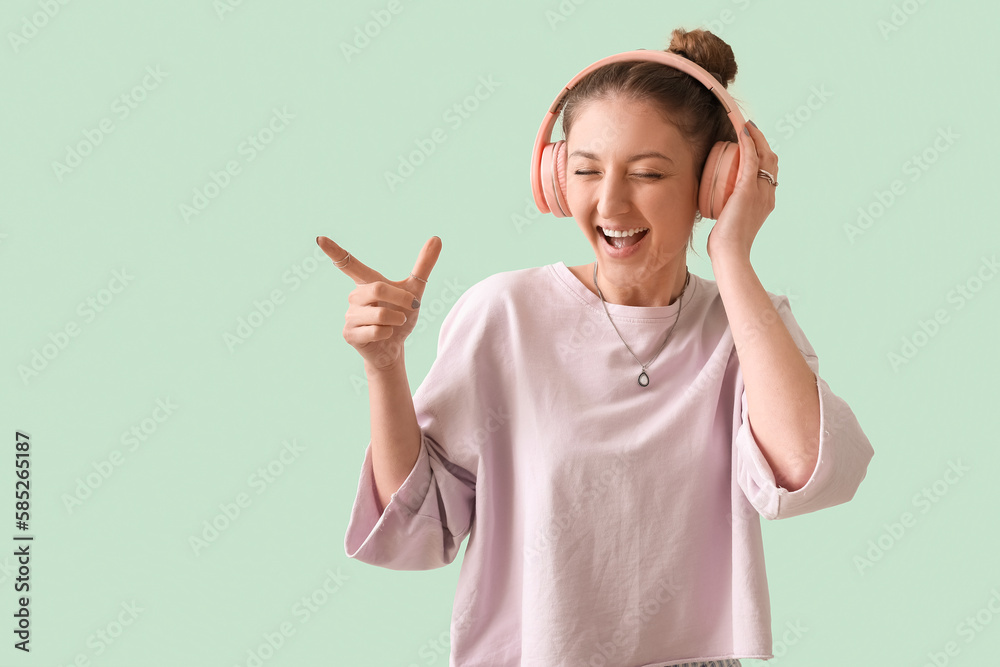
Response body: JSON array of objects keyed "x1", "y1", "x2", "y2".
[{"x1": 560, "y1": 28, "x2": 742, "y2": 253}]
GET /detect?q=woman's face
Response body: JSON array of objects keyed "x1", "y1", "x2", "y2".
[{"x1": 565, "y1": 96, "x2": 699, "y2": 290}]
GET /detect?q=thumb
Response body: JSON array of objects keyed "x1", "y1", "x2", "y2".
[{"x1": 408, "y1": 236, "x2": 442, "y2": 298}]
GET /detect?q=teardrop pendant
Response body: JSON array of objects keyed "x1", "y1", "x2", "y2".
[{"x1": 638, "y1": 371, "x2": 649, "y2": 387}]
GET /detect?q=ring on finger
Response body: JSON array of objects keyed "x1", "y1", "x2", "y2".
[{"x1": 757, "y1": 169, "x2": 778, "y2": 186}]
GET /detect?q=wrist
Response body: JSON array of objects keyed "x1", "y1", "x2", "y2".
[
  {"x1": 364, "y1": 353, "x2": 406, "y2": 379},
  {"x1": 708, "y1": 244, "x2": 752, "y2": 267}
]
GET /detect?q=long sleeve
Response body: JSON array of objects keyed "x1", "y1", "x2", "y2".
[
  {"x1": 733, "y1": 295, "x2": 875, "y2": 521},
  {"x1": 343, "y1": 280, "x2": 500, "y2": 570}
]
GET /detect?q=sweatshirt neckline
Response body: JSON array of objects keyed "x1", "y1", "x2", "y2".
[{"x1": 549, "y1": 260, "x2": 702, "y2": 322}]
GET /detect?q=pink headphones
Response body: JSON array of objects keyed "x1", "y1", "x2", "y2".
[{"x1": 529, "y1": 49, "x2": 748, "y2": 220}]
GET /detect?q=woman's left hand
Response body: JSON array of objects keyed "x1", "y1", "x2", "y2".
[{"x1": 706, "y1": 121, "x2": 778, "y2": 261}]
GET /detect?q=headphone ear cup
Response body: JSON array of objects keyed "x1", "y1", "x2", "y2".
[
  {"x1": 540, "y1": 140, "x2": 571, "y2": 217},
  {"x1": 699, "y1": 140, "x2": 740, "y2": 220}
]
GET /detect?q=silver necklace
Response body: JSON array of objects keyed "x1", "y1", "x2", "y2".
[{"x1": 592, "y1": 261, "x2": 690, "y2": 388}]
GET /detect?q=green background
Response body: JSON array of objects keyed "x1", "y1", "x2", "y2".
[{"x1": 2, "y1": 0, "x2": 997, "y2": 665}]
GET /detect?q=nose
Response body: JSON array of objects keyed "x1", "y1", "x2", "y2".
[{"x1": 596, "y1": 171, "x2": 631, "y2": 220}]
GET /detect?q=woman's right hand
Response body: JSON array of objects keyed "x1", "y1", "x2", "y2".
[{"x1": 317, "y1": 235, "x2": 442, "y2": 372}]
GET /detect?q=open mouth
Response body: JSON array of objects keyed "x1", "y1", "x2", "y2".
[{"x1": 598, "y1": 226, "x2": 649, "y2": 249}]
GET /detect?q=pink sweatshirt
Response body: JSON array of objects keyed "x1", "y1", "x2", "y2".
[{"x1": 344, "y1": 261, "x2": 875, "y2": 667}]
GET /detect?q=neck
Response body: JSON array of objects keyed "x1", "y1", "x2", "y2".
[{"x1": 593, "y1": 259, "x2": 689, "y2": 307}]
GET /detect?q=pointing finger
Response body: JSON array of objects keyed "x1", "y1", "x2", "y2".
[{"x1": 317, "y1": 236, "x2": 382, "y2": 285}]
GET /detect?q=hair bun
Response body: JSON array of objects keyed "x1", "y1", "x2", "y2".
[{"x1": 666, "y1": 27, "x2": 737, "y2": 89}]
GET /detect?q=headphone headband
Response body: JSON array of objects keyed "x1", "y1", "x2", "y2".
[{"x1": 529, "y1": 49, "x2": 747, "y2": 216}]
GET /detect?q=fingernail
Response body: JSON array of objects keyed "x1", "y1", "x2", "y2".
[
  {"x1": 748, "y1": 119, "x2": 757, "y2": 129},
  {"x1": 743, "y1": 126, "x2": 750, "y2": 136},
  {"x1": 412, "y1": 298, "x2": 420, "y2": 309}
]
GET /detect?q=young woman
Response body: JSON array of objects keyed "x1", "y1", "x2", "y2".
[{"x1": 321, "y1": 27, "x2": 874, "y2": 667}]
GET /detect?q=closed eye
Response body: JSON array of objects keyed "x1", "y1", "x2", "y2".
[{"x1": 573, "y1": 170, "x2": 663, "y2": 179}]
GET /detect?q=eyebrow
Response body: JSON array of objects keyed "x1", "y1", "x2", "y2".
[{"x1": 568, "y1": 150, "x2": 675, "y2": 164}]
